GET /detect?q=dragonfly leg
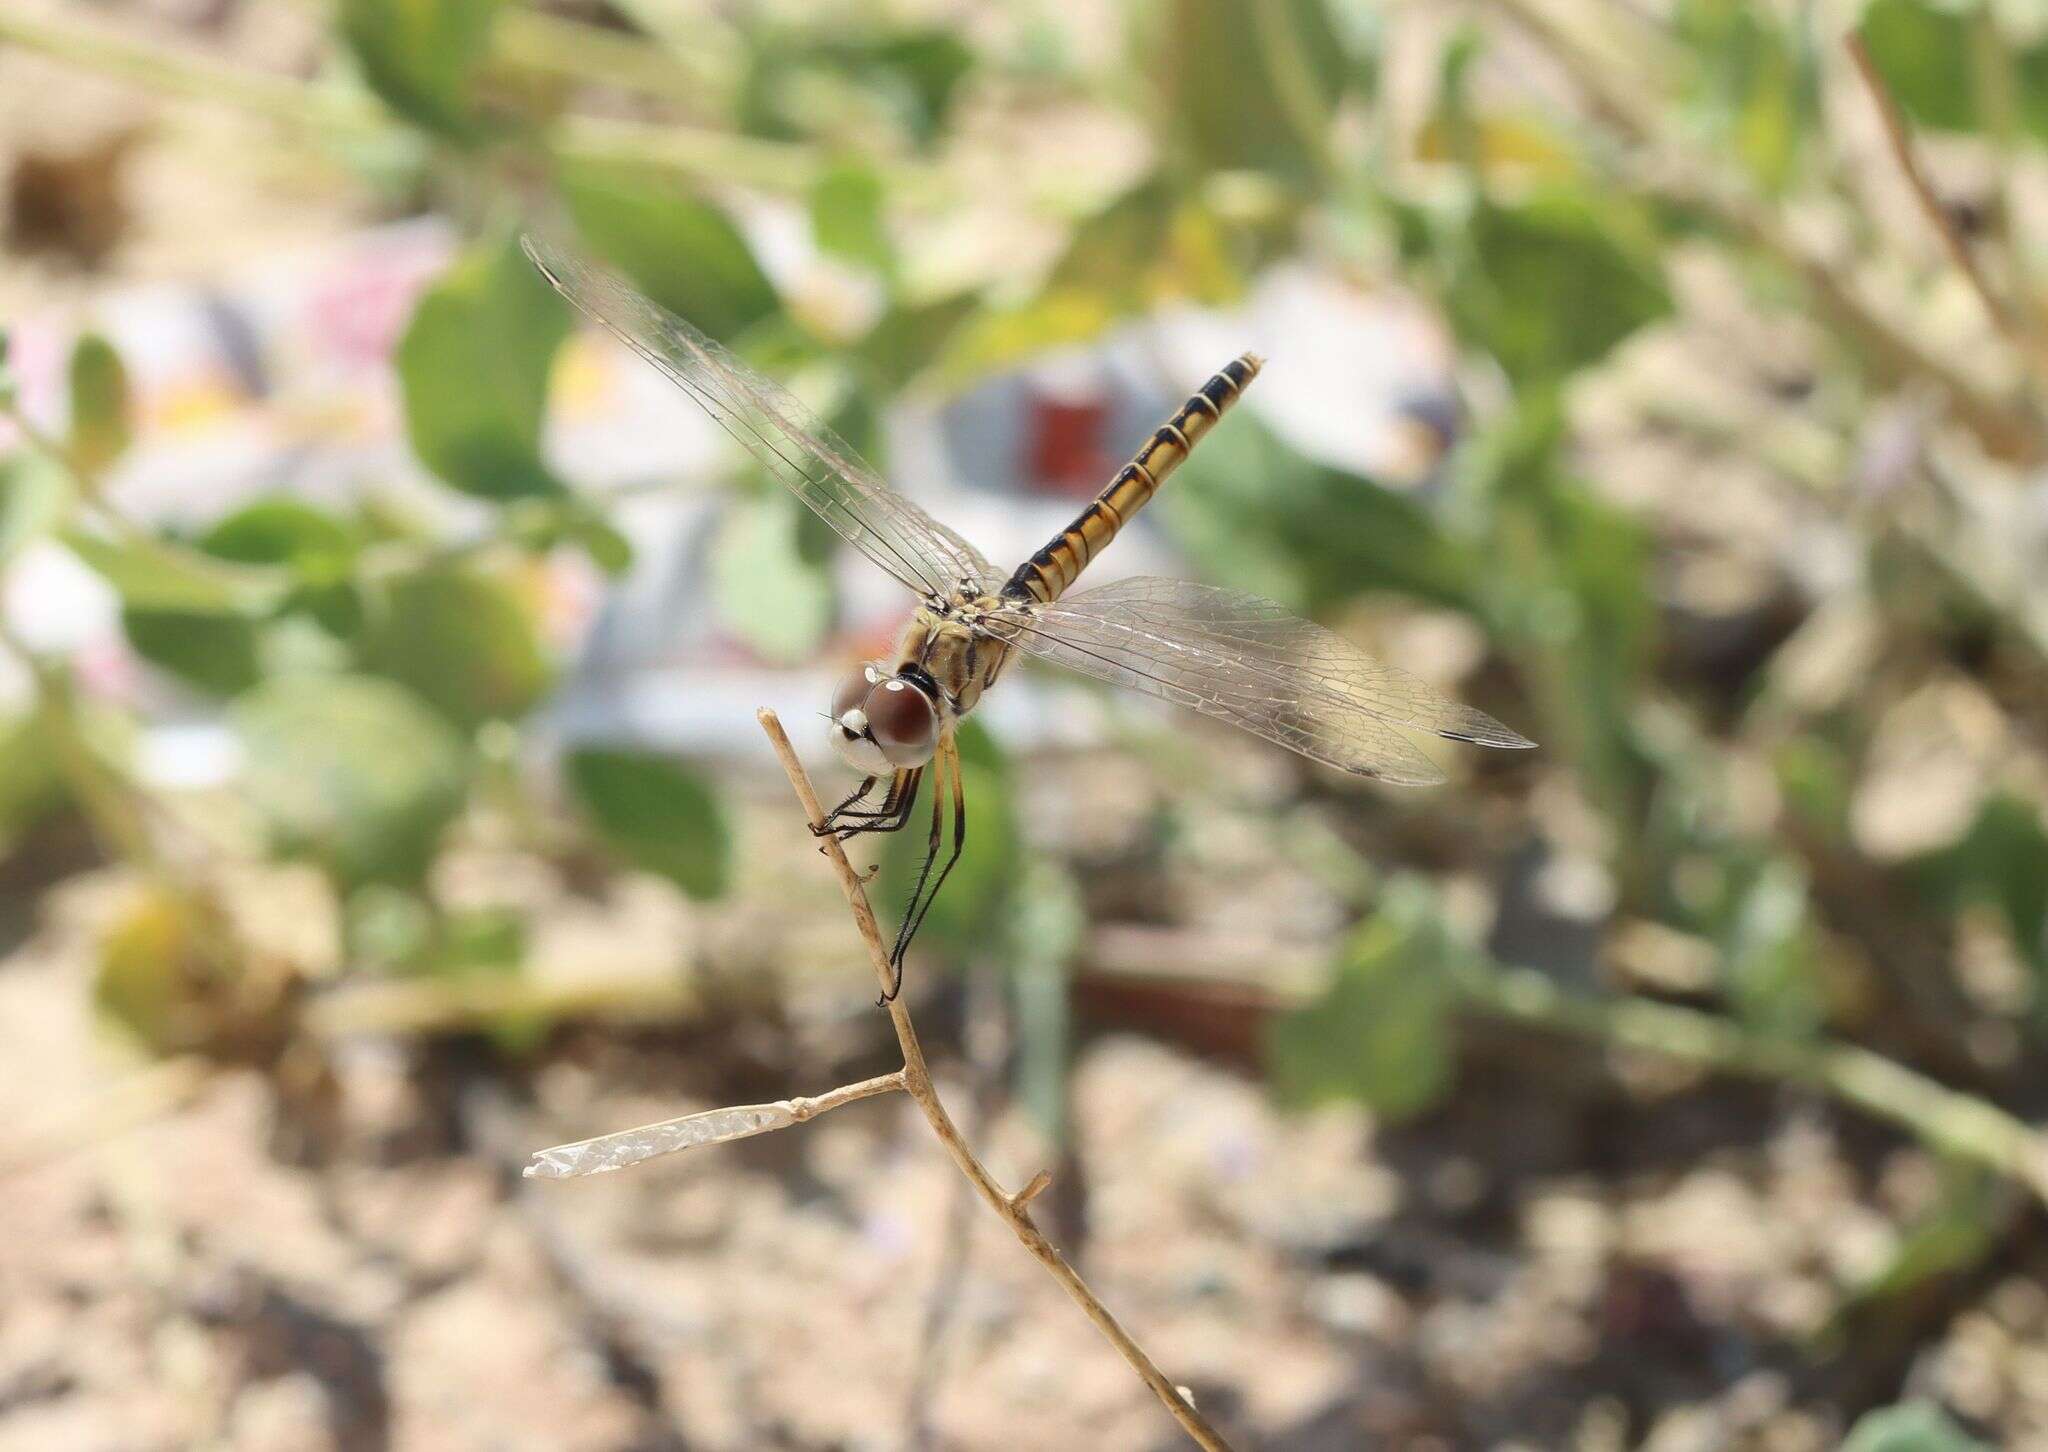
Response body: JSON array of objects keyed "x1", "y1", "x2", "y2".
[
  {"x1": 813, "y1": 775, "x2": 880, "y2": 835},
  {"x1": 828, "y1": 767, "x2": 923, "y2": 841},
  {"x1": 882, "y1": 739, "x2": 967, "y2": 1002}
]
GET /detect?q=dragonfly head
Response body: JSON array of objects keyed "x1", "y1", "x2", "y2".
[{"x1": 830, "y1": 662, "x2": 939, "y2": 774}]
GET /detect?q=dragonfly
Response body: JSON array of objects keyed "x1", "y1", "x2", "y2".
[{"x1": 525, "y1": 237, "x2": 1534, "y2": 999}]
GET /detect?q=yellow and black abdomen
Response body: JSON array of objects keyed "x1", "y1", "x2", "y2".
[{"x1": 1002, "y1": 353, "x2": 1262, "y2": 605}]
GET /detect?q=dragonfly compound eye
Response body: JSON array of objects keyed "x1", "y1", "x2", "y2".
[
  {"x1": 865, "y1": 678, "x2": 939, "y2": 768},
  {"x1": 830, "y1": 663, "x2": 882, "y2": 725}
]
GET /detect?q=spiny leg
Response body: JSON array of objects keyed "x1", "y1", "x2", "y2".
[
  {"x1": 818, "y1": 770, "x2": 919, "y2": 835},
  {"x1": 879, "y1": 756, "x2": 947, "y2": 1003},
  {"x1": 814, "y1": 774, "x2": 880, "y2": 833},
  {"x1": 883, "y1": 737, "x2": 968, "y2": 1002},
  {"x1": 828, "y1": 767, "x2": 922, "y2": 841}
]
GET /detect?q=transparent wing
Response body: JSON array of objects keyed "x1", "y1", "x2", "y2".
[
  {"x1": 984, "y1": 577, "x2": 1534, "y2": 785},
  {"x1": 524, "y1": 235, "x2": 999, "y2": 599}
]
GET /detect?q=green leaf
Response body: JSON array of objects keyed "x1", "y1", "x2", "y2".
[
  {"x1": 0, "y1": 451, "x2": 72, "y2": 565},
  {"x1": 559, "y1": 159, "x2": 779, "y2": 344},
  {"x1": 932, "y1": 290, "x2": 1122, "y2": 390},
  {"x1": 1832, "y1": 1167, "x2": 1998, "y2": 1328},
  {"x1": 118, "y1": 498, "x2": 367, "y2": 690},
  {"x1": 875, "y1": 719, "x2": 1020, "y2": 964},
  {"x1": 1147, "y1": 0, "x2": 1350, "y2": 185},
  {"x1": 1721, "y1": 857, "x2": 1823, "y2": 1038},
  {"x1": 1775, "y1": 734, "x2": 1853, "y2": 843},
  {"x1": 565, "y1": 747, "x2": 730, "y2": 899},
  {"x1": 809, "y1": 161, "x2": 893, "y2": 274},
  {"x1": 1842, "y1": 1402, "x2": 1991, "y2": 1452},
  {"x1": 362, "y1": 564, "x2": 553, "y2": 731},
  {"x1": 0, "y1": 711, "x2": 68, "y2": 857},
  {"x1": 1861, "y1": 0, "x2": 2048, "y2": 139},
  {"x1": 1267, "y1": 880, "x2": 1462, "y2": 1121},
  {"x1": 201, "y1": 497, "x2": 361, "y2": 576},
  {"x1": 935, "y1": 177, "x2": 1265, "y2": 384},
  {"x1": 1448, "y1": 187, "x2": 1673, "y2": 386},
  {"x1": 434, "y1": 906, "x2": 525, "y2": 974},
  {"x1": 1048, "y1": 178, "x2": 1249, "y2": 310},
  {"x1": 338, "y1": 0, "x2": 504, "y2": 138},
  {"x1": 235, "y1": 674, "x2": 471, "y2": 891},
  {"x1": 853, "y1": 28, "x2": 975, "y2": 142},
  {"x1": 1675, "y1": 0, "x2": 1811, "y2": 193},
  {"x1": 67, "y1": 333, "x2": 132, "y2": 475},
  {"x1": 121, "y1": 610, "x2": 262, "y2": 698},
  {"x1": 343, "y1": 883, "x2": 436, "y2": 970},
  {"x1": 747, "y1": 26, "x2": 974, "y2": 146},
  {"x1": 1166, "y1": 409, "x2": 1481, "y2": 614},
  {"x1": 856, "y1": 293, "x2": 977, "y2": 393},
  {"x1": 201, "y1": 496, "x2": 366, "y2": 634},
  {"x1": 1917, "y1": 794, "x2": 2048, "y2": 973},
  {"x1": 94, "y1": 885, "x2": 248, "y2": 1056},
  {"x1": 500, "y1": 495, "x2": 635, "y2": 576},
  {"x1": 63, "y1": 528, "x2": 287, "y2": 615},
  {"x1": 711, "y1": 493, "x2": 833, "y2": 666},
  {"x1": 398, "y1": 231, "x2": 569, "y2": 500}
]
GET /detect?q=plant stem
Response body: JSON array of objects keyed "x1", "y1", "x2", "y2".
[
  {"x1": 492, "y1": 8, "x2": 724, "y2": 112},
  {"x1": 1079, "y1": 926, "x2": 2048, "y2": 1211},
  {"x1": 306, "y1": 972, "x2": 699, "y2": 1039},
  {"x1": 0, "y1": 7, "x2": 389, "y2": 145},
  {"x1": 1966, "y1": 3, "x2": 2045, "y2": 370},
  {"x1": 0, "y1": 616, "x2": 160, "y2": 869},
  {"x1": 757, "y1": 709, "x2": 1236, "y2": 1452},
  {"x1": 0, "y1": 5, "x2": 829, "y2": 195},
  {"x1": 1463, "y1": 965, "x2": 2048, "y2": 1205},
  {"x1": 1844, "y1": 33, "x2": 2023, "y2": 353}
]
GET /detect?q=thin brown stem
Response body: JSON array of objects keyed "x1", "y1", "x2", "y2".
[
  {"x1": 1011, "y1": 1169, "x2": 1055, "y2": 1210},
  {"x1": 756, "y1": 709, "x2": 1235, "y2": 1452},
  {"x1": 1845, "y1": 32, "x2": 2022, "y2": 350}
]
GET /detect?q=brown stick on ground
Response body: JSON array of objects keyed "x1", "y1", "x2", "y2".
[{"x1": 756, "y1": 708, "x2": 1235, "y2": 1452}]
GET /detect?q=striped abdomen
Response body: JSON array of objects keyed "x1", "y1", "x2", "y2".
[{"x1": 1002, "y1": 353, "x2": 1263, "y2": 605}]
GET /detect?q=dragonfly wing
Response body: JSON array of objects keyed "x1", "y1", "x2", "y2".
[
  {"x1": 985, "y1": 576, "x2": 1533, "y2": 786},
  {"x1": 524, "y1": 235, "x2": 998, "y2": 599}
]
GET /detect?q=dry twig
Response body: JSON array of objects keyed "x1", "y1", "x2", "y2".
[
  {"x1": 1844, "y1": 32, "x2": 2023, "y2": 353},
  {"x1": 524, "y1": 709, "x2": 1235, "y2": 1450}
]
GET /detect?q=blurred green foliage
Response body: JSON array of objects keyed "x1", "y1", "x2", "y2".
[
  {"x1": 1861, "y1": 0, "x2": 2048, "y2": 138},
  {"x1": 566, "y1": 746, "x2": 730, "y2": 900},
  {"x1": 1267, "y1": 878, "x2": 1464, "y2": 1121},
  {"x1": 340, "y1": 0, "x2": 506, "y2": 139},
  {"x1": 235, "y1": 673, "x2": 471, "y2": 891},
  {"x1": 1842, "y1": 1400, "x2": 1992, "y2": 1452},
  {"x1": 65, "y1": 333, "x2": 131, "y2": 475},
  {"x1": 397, "y1": 229, "x2": 569, "y2": 499},
  {"x1": 560, "y1": 160, "x2": 779, "y2": 340}
]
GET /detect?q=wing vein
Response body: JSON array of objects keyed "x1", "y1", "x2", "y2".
[{"x1": 523, "y1": 235, "x2": 997, "y2": 598}]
